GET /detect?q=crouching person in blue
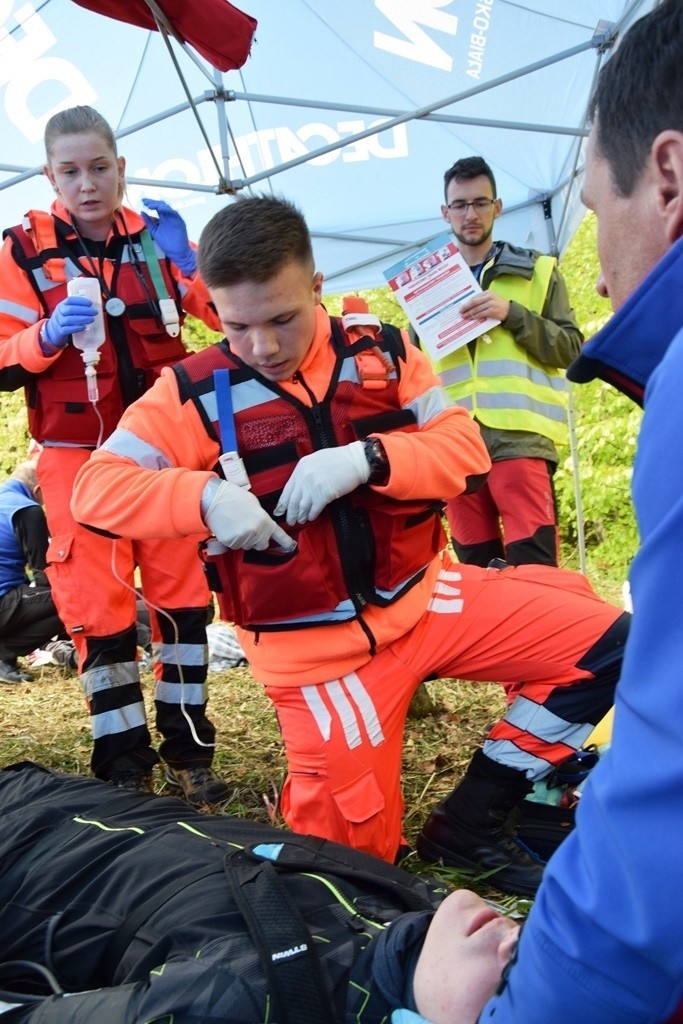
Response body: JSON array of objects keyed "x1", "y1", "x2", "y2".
[
  {"x1": 0, "y1": 461, "x2": 64, "y2": 683},
  {"x1": 0, "y1": 762, "x2": 519, "y2": 1024}
]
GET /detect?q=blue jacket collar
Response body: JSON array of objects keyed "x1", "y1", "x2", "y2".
[{"x1": 567, "y1": 237, "x2": 683, "y2": 407}]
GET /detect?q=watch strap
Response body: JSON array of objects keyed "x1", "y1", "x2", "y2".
[{"x1": 363, "y1": 437, "x2": 390, "y2": 485}]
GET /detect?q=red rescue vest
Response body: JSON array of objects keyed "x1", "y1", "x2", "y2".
[
  {"x1": 174, "y1": 319, "x2": 446, "y2": 631},
  {"x1": 4, "y1": 209, "x2": 188, "y2": 445}
]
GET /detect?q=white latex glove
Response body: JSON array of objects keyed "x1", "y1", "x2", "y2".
[
  {"x1": 273, "y1": 441, "x2": 370, "y2": 526},
  {"x1": 203, "y1": 479, "x2": 296, "y2": 552}
]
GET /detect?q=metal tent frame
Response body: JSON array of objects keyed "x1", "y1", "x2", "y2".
[
  {"x1": 0, "y1": 0, "x2": 656, "y2": 570},
  {"x1": 0, "y1": 0, "x2": 654, "y2": 289}
]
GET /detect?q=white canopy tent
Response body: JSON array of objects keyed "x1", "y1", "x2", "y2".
[
  {"x1": 0, "y1": 0, "x2": 656, "y2": 570},
  {"x1": 0, "y1": 0, "x2": 656, "y2": 293}
]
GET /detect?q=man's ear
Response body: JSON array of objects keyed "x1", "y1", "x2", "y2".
[
  {"x1": 652, "y1": 130, "x2": 683, "y2": 244},
  {"x1": 43, "y1": 165, "x2": 57, "y2": 191},
  {"x1": 312, "y1": 270, "x2": 324, "y2": 305}
]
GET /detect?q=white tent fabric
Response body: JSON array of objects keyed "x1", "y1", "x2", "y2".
[{"x1": 0, "y1": 0, "x2": 656, "y2": 292}]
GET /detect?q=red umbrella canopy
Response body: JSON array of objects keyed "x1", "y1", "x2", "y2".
[{"x1": 70, "y1": 0, "x2": 257, "y2": 71}]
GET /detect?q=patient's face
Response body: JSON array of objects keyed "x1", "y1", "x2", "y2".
[{"x1": 413, "y1": 889, "x2": 520, "y2": 1024}]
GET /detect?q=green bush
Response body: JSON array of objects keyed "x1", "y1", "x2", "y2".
[
  {"x1": 0, "y1": 388, "x2": 32, "y2": 476},
  {"x1": 554, "y1": 214, "x2": 640, "y2": 581}
]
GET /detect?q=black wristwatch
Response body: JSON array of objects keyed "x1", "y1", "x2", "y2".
[{"x1": 363, "y1": 437, "x2": 390, "y2": 485}]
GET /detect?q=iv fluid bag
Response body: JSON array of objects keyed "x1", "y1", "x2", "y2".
[{"x1": 67, "y1": 277, "x2": 105, "y2": 363}]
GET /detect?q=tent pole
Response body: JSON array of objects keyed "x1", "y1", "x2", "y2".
[
  {"x1": 212, "y1": 70, "x2": 235, "y2": 192},
  {"x1": 554, "y1": 23, "x2": 615, "y2": 254},
  {"x1": 565, "y1": 384, "x2": 587, "y2": 575},
  {"x1": 231, "y1": 35, "x2": 608, "y2": 190},
  {"x1": 139, "y1": 0, "x2": 217, "y2": 84},
  {"x1": 552, "y1": 20, "x2": 621, "y2": 576},
  {"x1": 225, "y1": 91, "x2": 586, "y2": 138}
]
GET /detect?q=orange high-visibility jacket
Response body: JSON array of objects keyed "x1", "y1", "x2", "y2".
[
  {"x1": 72, "y1": 305, "x2": 491, "y2": 687},
  {"x1": 176, "y1": 317, "x2": 447, "y2": 630}
]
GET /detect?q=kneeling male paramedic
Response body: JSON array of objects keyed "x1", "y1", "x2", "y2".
[{"x1": 72, "y1": 193, "x2": 629, "y2": 897}]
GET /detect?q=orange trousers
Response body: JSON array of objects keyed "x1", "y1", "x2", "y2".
[
  {"x1": 37, "y1": 446, "x2": 213, "y2": 776},
  {"x1": 267, "y1": 554, "x2": 626, "y2": 862}
]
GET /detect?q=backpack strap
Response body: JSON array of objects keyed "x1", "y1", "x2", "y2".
[
  {"x1": 4, "y1": 212, "x2": 68, "y2": 286},
  {"x1": 213, "y1": 366, "x2": 250, "y2": 487},
  {"x1": 223, "y1": 846, "x2": 336, "y2": 1024},
  {"x1": 24, "y1": 210, "x2": 67, "y2": 284},
  {"x1": 138, "y1": 227, "x2": 180, "y2": 337},
  {"x1": 334, "y1": 294, "x2": 405, "y2": 389},
  {"x1": 249, "y1": 835, "x2": 437, "y2": 912}
]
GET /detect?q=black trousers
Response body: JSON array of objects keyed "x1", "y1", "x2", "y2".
[{"x1": 0, "y1": 583, "x2": 64, "y2": 663}]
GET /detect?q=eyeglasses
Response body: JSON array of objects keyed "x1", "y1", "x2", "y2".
[{"x1": 446, "y1": 198, "x2": 496, "y2": 214}]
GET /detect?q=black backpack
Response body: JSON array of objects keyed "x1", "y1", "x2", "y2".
[{"x1": 0, "y1": 763, "x2": 446, "y2": 1023}]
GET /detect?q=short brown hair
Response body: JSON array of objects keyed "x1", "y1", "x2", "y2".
[
  {"x1": 443, "y1": 156, "x2": 496, "y2": 202},
  {"x1": 198, "y1": 194, "x2": 314, "y2": 288}
]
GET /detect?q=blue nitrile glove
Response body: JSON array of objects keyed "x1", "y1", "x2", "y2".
[
  {"x1": 273, "y1": 441, "x2": 370, "y2": 526},
  {"x1": 392, "y1": 1010, "x2": 434, "y2": 1024},
  {"x1": 41, "y1": 295, "x2": 96, "y2": 353},
  {"x1": 202, "y1": 479, "x2": 296, "y2": 553},
  {"x1": 140, "y1": 197, "x2": 197, "y2": 275}
]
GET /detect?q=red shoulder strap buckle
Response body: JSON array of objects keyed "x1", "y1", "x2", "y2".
[
  {"x1": 22, "y1": 211, "x2": 67, "y2": 284},
  {"x1": 341, "y1": 295, "x2": 394, "y2": 390}
]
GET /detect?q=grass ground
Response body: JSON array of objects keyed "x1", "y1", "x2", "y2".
[
  {"x1": 0, "y1": 561, "x2": 622, "y2": 912},
  {"x1": 1, "y1": 662, "x2": 506, "y2": 823}
]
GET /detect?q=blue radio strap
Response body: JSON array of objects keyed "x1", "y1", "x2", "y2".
[{"x1": 214, "y1": 368, "x2": 237, "y2": 454}]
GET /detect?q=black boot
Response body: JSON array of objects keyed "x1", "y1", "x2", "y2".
[
  {"x1": 513, "y1": 798, "x2": 575, "y2": 862},
  {"x1": 416, "y1": 748, "x2": 545, "y2": 897}
]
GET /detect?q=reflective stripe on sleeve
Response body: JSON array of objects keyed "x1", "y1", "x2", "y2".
[
  {"x1": 405, "y1": 384, "x2": 453, "y2": 427},
  {"x1": 0, "y1": 299, "x2": 40, "y2": 323},
  {"x1": 101, "y1": 428, "x2": 175, "y2": 469}
]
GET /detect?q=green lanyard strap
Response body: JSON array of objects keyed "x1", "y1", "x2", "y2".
[{"x1": 138, "y1": 228, "x2": 171, "y2": 301}]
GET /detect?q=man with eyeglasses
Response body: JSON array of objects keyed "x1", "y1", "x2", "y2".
[{"x1": 425, "y1": 155, "x2": 582, "y2": 569}]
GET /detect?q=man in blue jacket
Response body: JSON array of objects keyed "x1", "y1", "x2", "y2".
[
  {"x1": 474, "y1": 2, "x2": 683, "y2": 1022},
  {"x1": 0, "y1": 461, "x2": 64, "y2": 683}
]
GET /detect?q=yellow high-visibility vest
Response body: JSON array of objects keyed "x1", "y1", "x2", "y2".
[{"x1": 434, "y1": 254, "x2": 569, "y2": 444}]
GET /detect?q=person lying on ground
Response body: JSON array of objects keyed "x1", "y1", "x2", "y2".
[{"x1": 0, "y1": 761, "x2": 518, "y2": 1024}]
